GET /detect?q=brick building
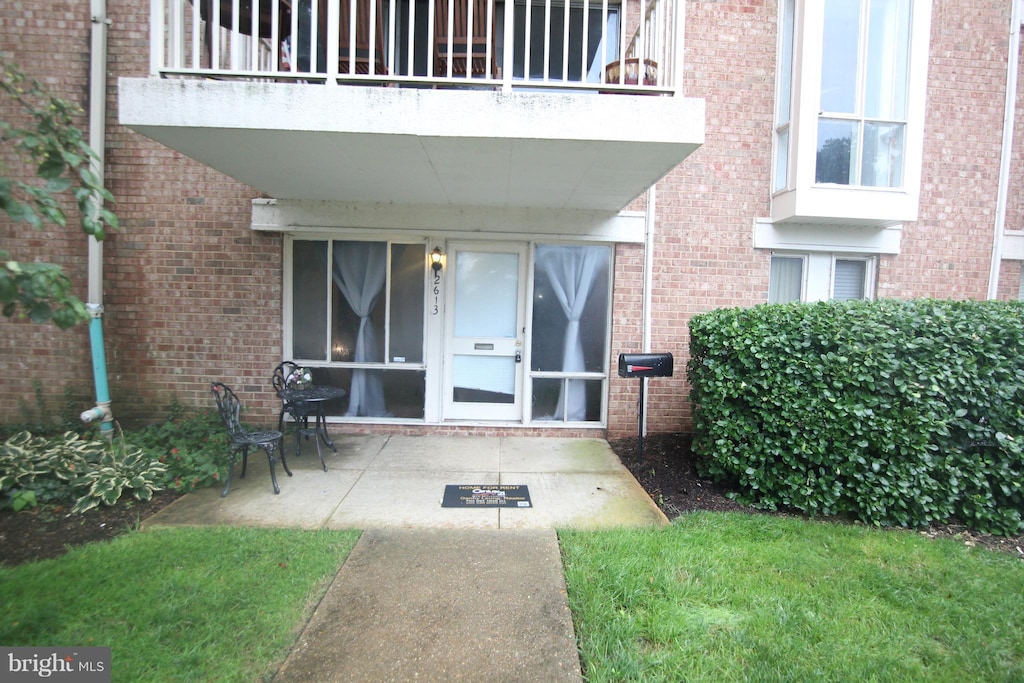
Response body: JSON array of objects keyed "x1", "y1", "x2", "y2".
[{"x1": 1, "y1": 0, "x2": 1021, "y2": 439}]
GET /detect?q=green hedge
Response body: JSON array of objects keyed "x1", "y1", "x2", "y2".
[{"x1": 687, "y1": 298, "x2": 1024, "y2": 535}]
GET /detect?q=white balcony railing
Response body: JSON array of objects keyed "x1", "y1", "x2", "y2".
[{"x1": 150, "y1": 0, "x2": 682, "y2": 94}]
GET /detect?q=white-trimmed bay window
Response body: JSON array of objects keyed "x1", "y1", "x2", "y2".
[
  {"x1": 772, "y1": 0, "x2": 931, "y2": 226},
  {"x1": 768, "y1": 252, "x2": 876, "y2": 303}
]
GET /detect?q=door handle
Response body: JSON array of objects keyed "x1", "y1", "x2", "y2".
[{"x1": 515, "y1": 351, "x2": 522, "y2": 363}]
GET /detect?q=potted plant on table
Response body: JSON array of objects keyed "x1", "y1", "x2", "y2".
[{"x1": 285, "y1": 366, "x2": 313, "y2": 391}]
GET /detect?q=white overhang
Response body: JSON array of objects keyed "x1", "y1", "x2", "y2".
[{"x1": 118, "y1": 78, "x2": 705, "y2": 212}]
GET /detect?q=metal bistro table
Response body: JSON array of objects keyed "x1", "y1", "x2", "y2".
[{"x1": 276, "y1": 385, "x2": 347, "y2": 471}]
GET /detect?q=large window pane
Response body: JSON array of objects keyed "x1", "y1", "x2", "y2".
[
  {"x1": 531, "y1": 245, "x2": 609, "y2": 423},
  {"x1": 816, "y1": 119, "x2": 856, "y2": 184},
  {"x1": 774, "y1": 126, "x2": 790, "y2": 193},
  {"x1": 816, "y1": 0, "x2": 909, "y2": 188},
  {"x1": 861, "y1": 122, "x2": 904, "y2": 188},
  {"x1": 532, "y1": 377, "x2": 602, "y2": 422},
  {"x1": 820, "y1": 0, "x2": 860, "y2": 114},
  {"x1": 453, "y1": 355, "x2": 515, "y2": 403},
  {"x1": 774, "y1": 0, "x2": 795, "y2": 194},
  {"x1": 293, "y1": 240, "x2": 328, "y2": 360},
  {"x1": 316, "y1": 367, "x2": 426, "y2": 419},
  {"x1": 777, "y1": 0, "x2": 795, "y2": 123},
  {"x1": 531, "y1": 245, "x2": 610, "y2": 373},
  {"x1": 865, "y1": 0, "x2": 910, "y2": 120},
  {"x1": 389, "y1": 244, "x2": 425, "y2": 364},
  {"x1": 769, "y1": 256, "x2": 804, "y2": 303},
  {"x1": 455, "y1": 251, "x2": 518, "y2": 338},
  {"x1": 331, "y1": 242, "x2": 387, "y2": 363}
]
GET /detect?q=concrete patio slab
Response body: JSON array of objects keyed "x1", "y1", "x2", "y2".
[
  {"x1": 143, "y1": 464, "x2": 363, "y2": 530},
  {"x1": 498, "y1": 470, "x2": 667, "y2": 529},
  {"x1": 366, "y1": 434, "x2": 502, "y2": 471},
  {"x1": 499, "y1": 436, "x2": 626, "y2": 472},
  {"x1": 324, "y1": 469, "x2": 501, "y2": 530},
  {"x1": 142, "y1": 435, "x2": 668, "y2": 531}
]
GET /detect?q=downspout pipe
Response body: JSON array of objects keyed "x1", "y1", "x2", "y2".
[
  {"x1": 640, "y1": 185, "x2": 657, "y2": 437},
  {"x1": 81, "y1": 0, "x2": 114, "y2": 436},
  {"x1": 988, "y1": 0, "x2": 1021, "y2": 299}
]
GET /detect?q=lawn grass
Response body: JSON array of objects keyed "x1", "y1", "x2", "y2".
[
  {"x1": 0, "y1": 526, "x2": 360, "y2": 682},
  {"x1": 561, "y1": 512, "x2": 1024, "y2": 682}
]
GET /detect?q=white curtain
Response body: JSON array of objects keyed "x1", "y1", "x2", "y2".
[
  {"x1": 332, "y1": 243, "x2": 388, "y2": 416},
  {"x1": 537, "y1": 246, "x2": 604, "y2": 420},
  {"x1": 768, "y1": 256, "x2": 804, "y2": 303}
]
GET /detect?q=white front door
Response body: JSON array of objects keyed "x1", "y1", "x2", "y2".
[{"x1": 443, "y1": 243, "x2": 527, "y2": 421}]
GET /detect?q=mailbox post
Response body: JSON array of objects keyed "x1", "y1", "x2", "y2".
[{"x1": 617, "y1": 353, "x2": 674, "y2": 462}]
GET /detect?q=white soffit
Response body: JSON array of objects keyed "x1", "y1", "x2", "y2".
[
  {"x1": 118, "y1": 78, "x2": 705, "y2": 212},
  {"x1": 251, "y1": 199, "x2": 647, "y2": 243}
]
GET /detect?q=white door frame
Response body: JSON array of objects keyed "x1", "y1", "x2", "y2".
[{"x1": 442, "y1": 241, "x2": 529, "y2": 421}]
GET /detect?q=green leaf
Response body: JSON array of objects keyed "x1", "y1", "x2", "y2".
[{"x1": 36, "y1": 157, "x2": 66, "y2": 179}]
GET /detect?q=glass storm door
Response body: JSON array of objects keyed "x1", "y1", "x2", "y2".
[{"x1": 444, "y1": 244, "x2": 527, "y2": 421}]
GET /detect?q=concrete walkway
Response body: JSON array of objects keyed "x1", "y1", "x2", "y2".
[
  {"x1": 274, "y1": 528, "x2": 583, "y2": 682},
  {"x1": 143, "y1": 435, "x2": 666, "y2": 682}
]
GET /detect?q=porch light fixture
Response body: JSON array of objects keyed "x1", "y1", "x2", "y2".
[{"x1": 431, "y1": 247, "x2": 444, "y2": 272}]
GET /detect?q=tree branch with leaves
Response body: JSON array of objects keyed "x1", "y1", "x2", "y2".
[{"x1": 0, "y1": 55, "x2": 119, "y2": 329}]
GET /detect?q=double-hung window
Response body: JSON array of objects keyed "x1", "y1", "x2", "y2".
[{"x1": 768, "y1": 252, "x2": 875, "y2": 303}]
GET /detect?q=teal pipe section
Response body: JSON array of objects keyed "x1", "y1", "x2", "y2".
[{"x1": 84, "y1": 306, "x2": 113, "y2": 435}]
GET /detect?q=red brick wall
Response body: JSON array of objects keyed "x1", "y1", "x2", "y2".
[
  {"x1": 877, "y1": 2, "x2": 1010, "y2": 300},
  {"x1": 0, "y1": 0, "x2": 282, "y2": 428},
  {"x1": 0, "y1": 3, "x2": 97, "y2": 424},
  {"x1": 607, "y1": 0, "x2": 777, "y2": 438},
  {"x1": 996, "y1": 259, "x2": 1022, "y2": 300}
]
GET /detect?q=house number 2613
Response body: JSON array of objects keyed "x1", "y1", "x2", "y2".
[{"x1": 432, "y1": 270, "x2": 441, "y2": 315}]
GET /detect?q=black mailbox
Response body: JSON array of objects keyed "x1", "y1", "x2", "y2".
[{"x1": 618, "y1": 353, "x2": 673, "y2": 378}]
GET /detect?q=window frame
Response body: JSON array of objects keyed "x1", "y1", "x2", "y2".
[
  {"x1": 768, "y1": 250, "x2": 877, "y2": 303},
  {"x1": 526, "y1": 241, "x2": 614, "y2": 425},
  {"x1": 285, "y1": 237, "x2": 429, "y2": 370},
  {"x1": 830, "y1": 255, "x2": 875, "y2": 301},
  {"x1": 283, "y1": 236, "x2": 431, "y2": 422}
]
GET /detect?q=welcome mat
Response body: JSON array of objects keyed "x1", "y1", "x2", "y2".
[{"x1": 442, "y1": 485, "x2": 532, "y2": 508}]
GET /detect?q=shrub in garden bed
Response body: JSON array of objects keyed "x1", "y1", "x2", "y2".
[
  {"x1": 0, "y1": 430, "x2": 166, "y2": 513},
  {"x1": 687, "y1": 298, "x2": 1024, "y2": 535},
  {"x1": 0, "y1": 402, "x2": 230, "y2": 514}
]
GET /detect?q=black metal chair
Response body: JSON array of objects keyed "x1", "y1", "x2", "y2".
[
  {"x1": 272, "y1": 361, "x2": 321, "y2": 461},
  {"x1": 211, "y1": 382, "x2": 291, "y2": 496}
]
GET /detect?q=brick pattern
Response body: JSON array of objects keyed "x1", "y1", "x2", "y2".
[
  {"x1": 607, "y1": 0, "x2": 778, "y2": 437},
  {"x1": 879, "y1": 2, "x2": 1011, "y2": 301},
  {"x1": 1, "y1": 0, "x2": 1020, "y2": 439},
  {"x1": 0, "y1": 3, "x2": 97, "y2": 421}
]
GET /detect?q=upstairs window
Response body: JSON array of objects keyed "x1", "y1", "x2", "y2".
[{"x1": 816, "y1": 0, "x2": 911, "y2": 188}]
